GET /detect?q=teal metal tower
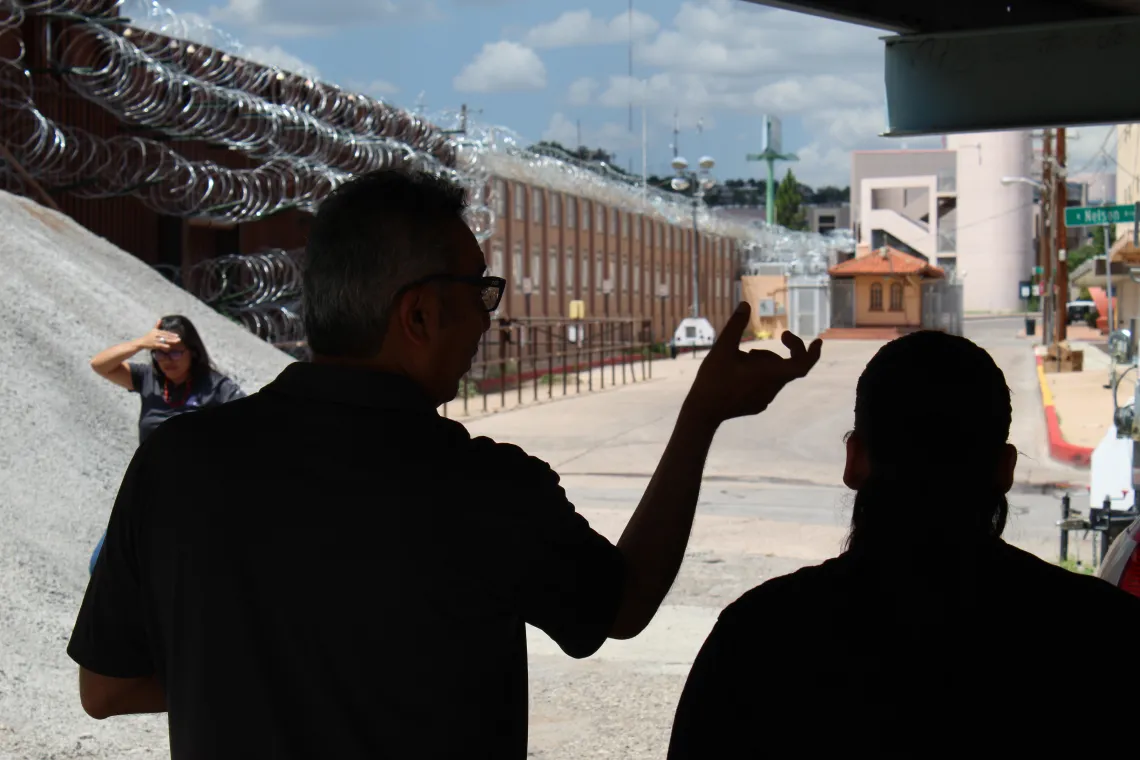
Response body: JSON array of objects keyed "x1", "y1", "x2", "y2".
[{"x1": 746, "y1": 115, "x2": 798, "y2": 226}]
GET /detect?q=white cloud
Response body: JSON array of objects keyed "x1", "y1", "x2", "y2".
[
  {"x1": 242, "y1": 44, "x2": 320, "y2": 78},
  {"x1": 566, "y1": 77, "x2": 598, "y2": 106},
  {"x1": 347, "y1": 78, "x2": 400, "y2": 97},
  {"x1": 570, "y1": 0, "x2": 906, "y2": 185},
  {"x1": 542, "y1": 113, "x2": 642, "y2": 154},
  {"x1": 453, "y1": 41, "x2": 547, "y2": 93},
  {"x1": 523, "y1": 9, "x2": 659, "y2": 49},
  {"x1": 206, "y1": 0, "x2": 439, "y2": 37}
]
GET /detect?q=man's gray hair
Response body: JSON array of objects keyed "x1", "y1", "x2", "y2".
[{"x1": 302, "y1": 170, "x2": 469, "y2": 357}]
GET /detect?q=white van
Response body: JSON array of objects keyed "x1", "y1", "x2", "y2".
[{"x1": 671, "y1": 317, "x2": 716, "y2": 349}]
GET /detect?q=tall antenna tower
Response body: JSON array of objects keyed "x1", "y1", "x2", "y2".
[
  {"x1": 672, "y1": 110, "x2": 680, "y2": 158},
  {"x1": 628, "y1": 0, "x2": 634, "y2": 133}
]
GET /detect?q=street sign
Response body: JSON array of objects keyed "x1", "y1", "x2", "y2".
[
  {"x1": 1065, "y1": 204, "x2": 1136, "y2": 227},
  {"x1": 1019, "y1": 280, "x2": 1032, "y2": 300},
  {"x1": 1034, "y1": 265, "x2": 1044, "y2": 276},
  {"x1": 568, "y1": 299, "x2": 585, "y2": 319}
]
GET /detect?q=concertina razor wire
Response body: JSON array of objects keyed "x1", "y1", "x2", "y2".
[{"x1": 0, "y1": 0, "x2": 853, "y2": 352}]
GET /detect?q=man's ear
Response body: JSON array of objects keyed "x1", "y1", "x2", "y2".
[
  {"x1": 392, "y1": 288, "x2": 435, "y2": 346},
  {"x1": 843, "y1": 432, "x2": 869, "y2": 490}
]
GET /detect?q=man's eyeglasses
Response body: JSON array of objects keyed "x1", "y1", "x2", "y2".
[{"x1": 405, "y1": 274, "x2": 507, "y2": 312}]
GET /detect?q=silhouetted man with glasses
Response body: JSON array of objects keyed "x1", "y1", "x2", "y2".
[{"x1": 69, "y1": 170, "x2": 821, "y2": 759}]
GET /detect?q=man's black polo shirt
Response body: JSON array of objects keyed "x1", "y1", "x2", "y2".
[{"x1": 69, "y1": 362, "x2": 626, "y2": 759}]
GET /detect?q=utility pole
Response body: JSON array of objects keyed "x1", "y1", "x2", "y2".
[
  {"x1": 1054, "y1": 128, "x2": 1069, "y2": 344},
  {"x1": 1041, "y1": 129, "x2": 1053, "y2": 346}
]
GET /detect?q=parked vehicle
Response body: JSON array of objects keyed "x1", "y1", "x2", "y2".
[{"x1": 1067, "y1": 300, "x2": 1096, "y2": 325}]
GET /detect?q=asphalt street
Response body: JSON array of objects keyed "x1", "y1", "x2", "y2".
[{"x1": 462, "y1": 317, "x2": 1096, "y2": 759}]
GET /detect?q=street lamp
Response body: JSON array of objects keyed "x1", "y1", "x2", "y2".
[
  {"x1": 1001, "y1": 175, "x2": 1045, "y2": 190},
  {"x1": 671, "y1": 155, "x2": 716, "y2": 318}
]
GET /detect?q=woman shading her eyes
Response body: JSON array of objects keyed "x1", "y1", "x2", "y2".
[{"x1": 87, "y1": 315, "x2": 245, "y2": 572}]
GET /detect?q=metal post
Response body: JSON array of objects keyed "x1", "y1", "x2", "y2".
[
  {"x1": 1134, "y1": 201, "x2": 1139, "y2": 247},
  {"x1": 1060, "y1": 493, "x2": 1070, "y2": 562},
  {"x1": 1101, "y1": 496, "x2": 1112, "y2": 566},
  {"x1": 1105, "y1": 222, "x2": 1115, "y2": 334},
  {"x1": 575, "y1": 319, "x2": 581, "y2": 395},
  {"x1": 1055, "y1": 127, "x2": 1068, "y2": 344},
  {"x1": 1106, "y1": 222, "x2": 1116, "y2": 391},
  {"x1": 766, "y1": 156, "x2": 776, "y2": 227},
  {"x1": 691, "y1": 198, "x2": 700, "y2": 318},
  {"x1": 1042, "y1": 129, "x2": 1053, "y2": 347}
]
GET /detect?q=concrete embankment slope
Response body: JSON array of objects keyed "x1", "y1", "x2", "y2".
[{"x1": 0, "y1": 191, "x2": 293, "y2": 758}]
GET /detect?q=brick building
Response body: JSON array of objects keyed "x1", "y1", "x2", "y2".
[{"x1": 481, "y1": 167, "x2": 752, "y2": 339}]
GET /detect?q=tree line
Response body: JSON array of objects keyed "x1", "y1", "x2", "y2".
[{"x1": 528, "y1": 141, "x2": 848, "y2": 228}]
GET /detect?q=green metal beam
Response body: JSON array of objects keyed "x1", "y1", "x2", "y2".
[{"x1": 882, "y1": 16, "x2": 1140, "y2": 136}]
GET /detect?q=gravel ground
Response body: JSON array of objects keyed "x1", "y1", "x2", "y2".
[
  {"x1": 0, "y1": 191, "x2": 293, "y2": 759},
  {"x1": 526, "y1": 547, "x2": 814, "y2": 759}
]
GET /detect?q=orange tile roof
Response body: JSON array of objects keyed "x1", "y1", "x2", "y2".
[{"x1": 829, "y1": 247, "x2": 945, "y2": 278}]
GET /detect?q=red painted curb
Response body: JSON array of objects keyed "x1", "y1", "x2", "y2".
[{"x1": 1036, "y1": 355, "x2": 1094, "y2": 468}]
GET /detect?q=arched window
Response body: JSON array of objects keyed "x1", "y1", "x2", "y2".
[
  {"x1": 869, "y1": 282, "x2": 883, "y2": 311},
  {"x1": 889, "y1": 282, "x2": 904, "y2": 311}
]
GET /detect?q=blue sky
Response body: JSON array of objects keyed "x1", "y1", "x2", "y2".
[{"x1": 131, "y1": 0, "x2": 1110, "y2": 188}]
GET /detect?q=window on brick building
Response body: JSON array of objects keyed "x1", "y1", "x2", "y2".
[
  {"x1": 493, "y1": 180, "x2": 505, "y2": 216},
  {"x1": 512, "y1": 243, "x2": 522, "y2": 292},
  {"x1": 532, "y1": 191, "x2": 544, "y2": 225},
  {"x1": 491, "y1": 242, "x2": 503, "y2": 278}
]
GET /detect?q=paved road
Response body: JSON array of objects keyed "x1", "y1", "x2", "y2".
[
  {"x1": 468, "y1": 317, "x2": 1085, "y2": 488},
  {"x1": 463, "y1": 318, "x2": 1094, "y2": 759}
]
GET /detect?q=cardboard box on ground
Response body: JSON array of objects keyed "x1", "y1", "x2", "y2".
[{"x1": 1043, "y1": 342, "x2": 1085, "y2": 374}]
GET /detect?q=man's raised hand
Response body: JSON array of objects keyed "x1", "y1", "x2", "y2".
[{"x1": 684, "y1": 302, "x2": 823, "y2": 424}]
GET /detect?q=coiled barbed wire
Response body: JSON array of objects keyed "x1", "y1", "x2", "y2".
[
  {"x1": 1, "y1": 0, "x2": 844, "y2": 272},
  {"x1": 0, "y1": 0, "x2": 491, "y2": 227},
  {"x1": 184, "y1": 249, "x2": 305, "y2": 349}
]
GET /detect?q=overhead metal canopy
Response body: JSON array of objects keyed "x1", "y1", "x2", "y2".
[
  {"x1": 742, "y1": 1, "x2": 1140, "y2": 135},
  {"x1": 742, "y1": 0, "x2": 1140, "y2": 34}
]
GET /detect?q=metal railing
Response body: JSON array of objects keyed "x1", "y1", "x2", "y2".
[{"x1": 440, "y1": 317, "x2": 660, "y2": 418}]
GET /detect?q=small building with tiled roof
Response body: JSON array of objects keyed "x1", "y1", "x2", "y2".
[{"x1": 829, "y1": 245, "x2": 945, "y2": 331}]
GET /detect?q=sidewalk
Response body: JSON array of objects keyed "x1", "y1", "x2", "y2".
[{"x1": 1035, "y1": 338, "x2": 1130, "y2": 466}]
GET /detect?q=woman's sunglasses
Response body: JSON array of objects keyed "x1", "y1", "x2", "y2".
[{"x1": 152, "y1": 349, "x2": 187, "y2": 362}]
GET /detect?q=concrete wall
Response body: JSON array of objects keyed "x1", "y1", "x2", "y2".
[
  {"x1": 1117, "y1": 124, "x2": 1140, "y2": 242},
  {"x1": 805, "y1": 204, "x2": 850, "y2": 235},
  {"x1": 740, "y1": 274, "x2": 788, "y2": 336},
  {"x1": 946, "y1": 131, "x2": 1033, "y2": 312},
  {"x1": 853, "y1": 276, "x2": 921, "y2": 327},
  {"x1": 851, "y1": 150, "x2": 956, "y2": 229}
]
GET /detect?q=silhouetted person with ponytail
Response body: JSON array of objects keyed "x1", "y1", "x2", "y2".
[{"x1": 668, "y1": 331, "x2": 1140, "y2": 758}]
